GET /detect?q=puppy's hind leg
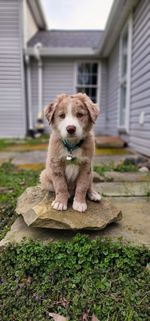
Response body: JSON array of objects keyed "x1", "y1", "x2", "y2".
[
  {"x1": 40, "y1": 169, "x2": 54, "y2": 192},
  {"x1": 87, "y1": 186, "x2": 101, "y2": 202}
]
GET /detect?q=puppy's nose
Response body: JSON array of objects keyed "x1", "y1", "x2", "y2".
[{"x1": 66, "y1": 125, "x2": 76, "y2": 134}]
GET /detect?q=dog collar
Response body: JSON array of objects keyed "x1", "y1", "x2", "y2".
[{"x1": 62, "y1": 139, "x2": 84, "y2": 161}]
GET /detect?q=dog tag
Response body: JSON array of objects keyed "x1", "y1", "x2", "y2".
[{"x1": 66, "y1": 153, "x2": 73, "y2": 161}]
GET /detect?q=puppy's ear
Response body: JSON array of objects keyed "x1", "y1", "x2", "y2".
[
  {"x1": 44, "y1": 94, "x2": 68, "y2": 124},
  {"x1": 83, "y1": 93, "x2": 100, "y2": 123},
  {"x1": 44, "y1": 102, "x2": 55, "y2": 124}
]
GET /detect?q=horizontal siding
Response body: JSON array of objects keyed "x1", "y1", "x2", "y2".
[
  {"x1": 0, "y1": 0, "x2": 26, "y2": 137},
  {"x1": 30, "y1": 58, "x2": 75, "y2": 130},
  {"x1": 129, "y1": 0, "x2": 150, "y2": 156},
  {"x1": 43, "y1": 58, "x2": 75, "y2": 104}
]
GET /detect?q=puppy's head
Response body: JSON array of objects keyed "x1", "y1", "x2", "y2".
[{"x1": 44, "y1": 93, "x2": 100, "y2": 140}]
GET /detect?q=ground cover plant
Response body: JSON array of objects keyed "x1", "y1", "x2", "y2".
[
  {"x1": 94, "y1": 161, "x2": 139, "y2": 176},
  {"x1": 0, "y1": 234, "x2": 150, "y2": 321},
  {"x1": 0, "y1": 162, "x2": 40, "y2": 240},
  {"x1": 0, "y1": 135, "x2": 49, "y2": 151}
]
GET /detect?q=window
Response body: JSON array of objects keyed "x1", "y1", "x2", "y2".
[
  {"x1": 118, "y1": 16, "x2": 132, "y2": 131},
  {"x1": 76, "y1": 62, "x2": 99, "y2": 103}
]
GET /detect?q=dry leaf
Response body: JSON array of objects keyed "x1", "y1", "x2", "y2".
[
  {"x1": 48, "y1": 312, "x2": 68, "y2": 321},
  {"x1": 92, "y1": 314, "x2": 100, "y2": 321}
]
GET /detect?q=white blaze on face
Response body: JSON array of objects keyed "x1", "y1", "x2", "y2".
[{"x1": 57, "y1": 101, "x2": 83, "y2": 139}]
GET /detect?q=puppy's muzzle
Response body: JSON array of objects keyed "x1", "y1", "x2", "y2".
[{"x1": 66, "y1": 125, "x2": 76, "y2": 135}]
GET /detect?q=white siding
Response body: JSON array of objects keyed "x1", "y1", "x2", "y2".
[
  {"x1": 43, "y1": 59, "x2": 75, "y2": 104},
  {"x1": 129, "y1": 0, "x2": 150, "y2": 156},
  {"x1": 0, "y1": 0, "x2": 26, "y2": 137}
]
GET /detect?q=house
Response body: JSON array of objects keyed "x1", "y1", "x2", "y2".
[{"x1": 0, "y1": 0, "x2": 150, "y2": 157}]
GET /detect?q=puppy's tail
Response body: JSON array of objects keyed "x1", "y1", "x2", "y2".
[{"x1": 40, "y1": 169, "x2": 54, "y2": 192}]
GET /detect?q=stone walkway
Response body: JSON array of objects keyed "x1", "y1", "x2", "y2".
[{"x1": 1, "y1": 171, "x2": 150, "y2": 247}]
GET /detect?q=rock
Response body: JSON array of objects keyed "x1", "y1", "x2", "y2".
[
  {"x1": 16, "y1": 186, "x2": 122, "y2": 230},
  {"x1": 93, "y1": 171, "x2": 105, "y2": 183},
  {"x1": 124, "y1": 156, "x2": 148, "y2": 166},
  {"x1": 139, "y1": 167, "x2": 149, "y2": 173},
  {"x1": 135, "y1": 156, "x2": 148, "y2": 164},
  {"x1": 95, "y1": 136, "x2": 125, "y2": 148},
  {"x1": 138, "y1": 161, "x2": 150, "y2": 170}
]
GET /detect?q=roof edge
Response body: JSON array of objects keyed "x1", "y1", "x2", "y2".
[
  {"x1": 25, "y1": 47, "x2": 99, "y2": 57},
  {"x1": 97, "y1": 0, "x2": 140, "y2": 57},
  {"x1": 27, "y1": 0, "x2": 47, "y2": 30}
]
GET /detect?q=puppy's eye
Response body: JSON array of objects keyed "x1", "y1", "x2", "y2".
[
  {"x1": 77, "y1": 112, "x2": 84, "y2": 118},
  {"x1": 59, "y1": 113, "x2": 65, "y2": 119}
]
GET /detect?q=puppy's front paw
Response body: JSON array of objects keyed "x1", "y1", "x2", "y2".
[
  {"x1": 87, "y1": 190, "x2": 101, "y2": 202},
  {"x1": 51, "y1": 200, "x2": 67, "y2": 211},
  {"x1": 73, "y1": 200, "x2": 87, "y2": 212}
]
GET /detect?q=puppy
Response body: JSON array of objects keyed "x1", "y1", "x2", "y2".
[{"x1": 40, "y1": 93, "x2": 101, "y2": 212}]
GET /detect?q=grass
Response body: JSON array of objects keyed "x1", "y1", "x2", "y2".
[
  {"x1": 0, "y1": 235, "x2": 150, "y2": 321},
  {"x1": 0, "y1": 135, "x2": 49, "y2": 151},
  {"x1": 94, "y1": 161, "x2": 139, "y2": 176},
  {"x1": 95, "y1": 147, "x2": 131, "y2": 156},
  {"x1": 0, "y1": 162, "x2": 40, "y2": 240}
]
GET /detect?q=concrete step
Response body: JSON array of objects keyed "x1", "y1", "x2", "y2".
[{"x1": 95, "y1": 136, "x2": 125, "y2": 148}]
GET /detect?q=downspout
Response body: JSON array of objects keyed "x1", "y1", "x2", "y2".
[
  {"x1": 25, "y1": 54, "x2": 35, "y2": 137},
  {"x1": 33, "y1": 43, "x2": 44, "y2": 134}
]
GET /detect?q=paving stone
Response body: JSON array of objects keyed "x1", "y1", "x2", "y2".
[
  {"x1": 96, "y1": 181, "x2": 150, "y2": 196},
  {"x1": 93, "y1": 154, "x2": 133, "y2": 165},
  {"x1": 94, "y1": 197, "x2": 150, "y2": 246},
  {"x1": 15, "y1": 186, "x2": 122, "y2": 230},
  {"x1": 103, "y1": 171, "x2": 150, "y2": 182}
]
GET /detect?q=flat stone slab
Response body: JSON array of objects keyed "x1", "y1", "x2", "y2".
[
  {"x1": 15, "y1": 186, "x2": 122, "y2": 230},
  {"x1": 104, "y1": 171, "x2": 150, "y2": 182},
  {"x1": 96, "y1": 181, "x2": 150, "y2": 196},
  {"x1": 96, "y1": 197, "x2": 150, "y2": 246}
]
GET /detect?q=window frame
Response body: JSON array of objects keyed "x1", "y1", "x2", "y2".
[
  {"x1": 74, "y1": 60, "x2": 101, "y2": 105},
  {"x1": 118, "y1": 15, "x2": 132, "y2": 133}
]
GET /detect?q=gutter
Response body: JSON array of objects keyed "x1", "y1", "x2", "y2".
[{"x1": 25, "y1": 46, "x2": 98, "y2": 58}]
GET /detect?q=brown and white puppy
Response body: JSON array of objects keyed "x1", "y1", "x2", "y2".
[{"x1": 40, "y1": 93, "x2": 101, "y2": 212}]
